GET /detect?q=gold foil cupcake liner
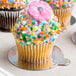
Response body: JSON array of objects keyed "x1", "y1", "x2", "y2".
[
  {"x1": 53, "y1": 7, "x2": 73, "y2": 30},
  {"x1": 8, "y1": 44, "x2": 70, "y2": 70},
  {"x1": 18, "y1": 58, "x2": 53, "y2": 70},
  {"x1": 16, "y1": 41, "x2": 54, "y2": 64},
  {"x1": 0, "y1": 10, "x2": 23, "y2": 31}
]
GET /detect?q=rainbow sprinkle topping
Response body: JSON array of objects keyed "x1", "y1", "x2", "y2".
[
  {"x1": 12, "y1": 11, "x2": 63, "y2": 46},
  {"x1": 0, "y1": 0, "x2": 27, "y2": 10},
  {"x1": 43, "y1": 0, "x2": 74, "y2": 9}
]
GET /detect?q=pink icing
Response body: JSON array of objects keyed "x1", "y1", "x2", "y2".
[{"x1": 28, "y1": 1, "x2": 53, "y2": 22}]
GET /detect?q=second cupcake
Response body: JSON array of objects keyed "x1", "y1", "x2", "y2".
[
  {"x1": 42, "y1": 0, "x2": 74, "y2": 30},
  {"x1": 0, "y1": 0, "x2": 27, "y2": 31}
]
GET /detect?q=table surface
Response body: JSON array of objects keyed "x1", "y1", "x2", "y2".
[{"x1": 0, "y1": 2, "x2": 76, "y2": 76}]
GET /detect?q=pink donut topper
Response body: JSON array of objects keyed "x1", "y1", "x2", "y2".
[{"x1": 28, "y1": 1, "x2": 53, "y2": 22}]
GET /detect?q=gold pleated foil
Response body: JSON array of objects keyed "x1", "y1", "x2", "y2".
[
  {"x1": 16, "y1": 41, "x2": 54, "y2": 65},
  {"x1": 18, "y1": 58, "x2": 53, "y2": 70},
  {"x1": 53, "y1": 7, "x2": 73, "y2": 30}
]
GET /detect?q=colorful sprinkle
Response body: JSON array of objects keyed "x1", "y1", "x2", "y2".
[
  {"x1": 43, "y1": 0, "x2": 74, "y2": 9},
  {"x1": 12, "y1": 8, "x2": 62, "y2": 45},
  {"x1": 20, "y1": 27, "x2": 27, "y2": 31},
  {"x1": 0, "y1": 0, "x2": 27, "y2": 10}
]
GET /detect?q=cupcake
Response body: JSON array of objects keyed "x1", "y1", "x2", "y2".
[
  {"x1": 42, "y1": 0, "x2": 74, "y2": 30},
  {"x1": 0, "y1": 0, "x2": 27, "y2": 31},
  {"x1": 12, "y1": 1, "x2": 62, "y2": 67}
]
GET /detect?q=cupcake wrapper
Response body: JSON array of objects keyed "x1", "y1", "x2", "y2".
[
  {"x1": 16, "y1": 41, "x2": 54, "y2": 64},
  {"x1": 53, "y1": 7, "x2": 73, "y2": 30},
  {"x1": 0, "y1": 10, "x2": 23, "y2": 30},
  {"x1": 18, "y1": 58, "x2": 53, "y2": 70}
]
